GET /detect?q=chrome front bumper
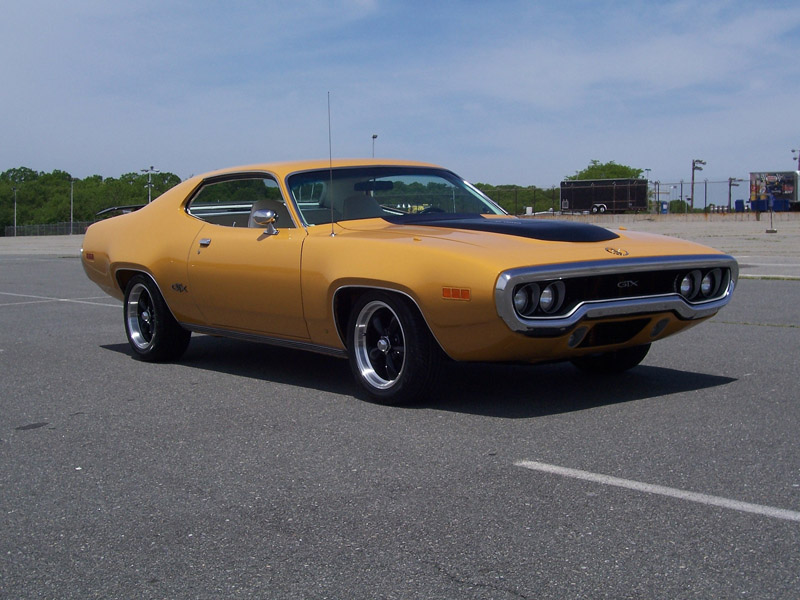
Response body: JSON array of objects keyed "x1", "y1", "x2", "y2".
[{"x1": 495, "y1": 254, "x2": 738, "y2": 337}]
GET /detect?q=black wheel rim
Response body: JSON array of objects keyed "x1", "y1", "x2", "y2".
[
  {"x1": 354, "y1": 300, "x2": 406, "y2": 390},
  {"x1": 126, "y1": 282, "x2": 156, "y2": 351}
]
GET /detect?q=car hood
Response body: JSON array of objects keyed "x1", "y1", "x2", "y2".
[{"x1": 333, "y1": 215, "x2": 726, "y2": 270}]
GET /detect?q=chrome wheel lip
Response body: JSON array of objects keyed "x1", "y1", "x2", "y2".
[
  {"x1": 353, "y1": 300, "x2": 405, "y2": 390},
  {"x1": 126, "y1": 282, "x2": 155, "y2": 351}
]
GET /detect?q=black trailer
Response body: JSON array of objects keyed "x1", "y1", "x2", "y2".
[{"x1": 559, "y1": 178, "x2": 648, "y2": 214}]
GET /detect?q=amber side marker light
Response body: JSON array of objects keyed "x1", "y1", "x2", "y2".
[
  {"x1": 442, "y1": 287, "x2": 471, "y2": 301},
  {"x1": 85, "y1": 252, "x2": 95, "y2": 261}
]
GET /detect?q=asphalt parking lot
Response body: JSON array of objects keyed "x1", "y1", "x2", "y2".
[{"x1": 2, "y1": 219, "x2": 799, "y2": 599}]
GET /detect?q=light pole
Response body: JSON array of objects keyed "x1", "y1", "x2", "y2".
[
  {"x1": 691, "y1": 159, "x2": 705, "y2": 211},
  {"x1": 141, "y1": 165, "x2": 159, "y2": 203},
  {"x1": 12, "y1": 187, "x2": 17, "y2": 236},
  {"x1": 727, "y1": 177, "x2": 743, "y2": 211},
  {"x1": 372, "y1": 134, "x2": 378, "y2": 158},
  {"x1": 70, "y1": 177, "x2": 75, "y2": 235},
  {"x1": 793, "y1": 148, "x2": 800, "y2": 170}
]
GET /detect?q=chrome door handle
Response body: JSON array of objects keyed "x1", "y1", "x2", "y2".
[{"x1": 199, "y1": 238, "x2": 212, "y2": 247}]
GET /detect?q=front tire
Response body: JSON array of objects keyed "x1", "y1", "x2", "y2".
[
  {"x1": 571, "y1": 343, "x2": 650, "y2": 374},
  {"x1": 347, "y1": 292, "x2": 441, "y2": 405},
  {"x1": 123, "y1": 274, "x2": 190, "y2": 362}
]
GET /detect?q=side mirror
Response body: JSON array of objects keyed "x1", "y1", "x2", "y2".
[{"x1": 252, "y1": 209, "x2": 279, "y2": 235}]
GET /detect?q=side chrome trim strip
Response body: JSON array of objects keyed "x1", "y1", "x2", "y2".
[
  {"x1": 495, "y1": 254, "x2": 738, "y2": 335},
  {"x1": 181, "y1": 323, "x2": 348, "y2": 358}
]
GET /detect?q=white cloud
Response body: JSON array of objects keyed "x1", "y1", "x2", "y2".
[{"x1": 2, "y1": 0, "x2": 799, "y2": 184}]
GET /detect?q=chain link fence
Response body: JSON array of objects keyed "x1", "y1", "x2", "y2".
[
  {"x1": 651, "y1": 180, "x2": 750, "y2": 212},
  {"x1": 481, "y1": 188, "x2": 560, "y2": 215},
  {"x1": 485, "y1": 180, "x2": 758, "y2": 215},
  {"x1": 4, "y1": 221, "x2": 93, "y2": 237}
]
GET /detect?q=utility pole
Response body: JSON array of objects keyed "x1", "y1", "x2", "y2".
[
  {"x1": 70, "y1": 178, "x2": 75, "y2": 235},
  {"x1": 728, "y1": 177, "x2": 743, "y2": 211},
  {"x1": 141, "y1": 166, "x2": 159, "y2": 203},
  {"x1": 12, "y1": 187, "x2": 17, "y2": 236},
  {"x1": 691, "y1": 159, "x2": 705, "y2": 211}
]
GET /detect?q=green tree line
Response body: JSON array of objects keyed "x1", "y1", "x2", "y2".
[
  {"x1": 478, "y1": 160, "x2": 644, "y2": 214},
  {"x1": 0, "y1": 167, "x2": 564, "y2": 227},
  {"x1": 474, "y1": 183, "x2": 560, "y2": 215},
  {"x1": 1, "y1": 167, "x2": 181, "y2": 233},
  {"x1": 1, "y1": 160, "x2": 646, "y2": 232}
]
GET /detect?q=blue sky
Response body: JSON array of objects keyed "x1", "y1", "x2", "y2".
[{"x1": 2, "y1": 0, "x2": 799, "y2": 187}]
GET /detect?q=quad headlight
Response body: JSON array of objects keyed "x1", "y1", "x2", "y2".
[
  {"x1": 700, "y1": 268, "x2": 722, "y2": 298},
  {"x1": 677, "y1": 268, "x2": 726, "y2": 301},
  {"x1": 513, "y1": 283, "x2": 539, "y2": 315},
  {"x1": 512, "y1": 280, "x2": 565, "y2": 317},
  {"x1": 679, "y1": 270, "x2": 701, "y2": 299},
  {"x1": 539, "y1": 281, "x2": 565, "y2": 314}
]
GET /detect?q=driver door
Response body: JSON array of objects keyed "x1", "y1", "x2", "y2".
[{"x1": 185, "y1": 175, "x2": 309, "y2": 340}]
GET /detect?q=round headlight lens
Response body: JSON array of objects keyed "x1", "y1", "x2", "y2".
[
  {"x1": 701, "y1": 273, "x2": 714, "y2": 296},
  {"x1": 538, "y1": 281, "x2": 565, "y2": 314},
  {"x1": 512, "y1": 283, "x2": 539, "y2": 316},
  {"x1": 680, "y1": 274, "x2": 694, "y2": 297},
  {"x1": 513, "y1": 288, "x2": 529, "y2": 313},
  {"x1": 539, "y1": 285, "x2": 556, "y2": 312},
  {"x1": 700, "y1": 269, "x2": 721, "y2": 298},
  {"x1": 679, "y1": 270, "x2": 702, "y2": 300}
]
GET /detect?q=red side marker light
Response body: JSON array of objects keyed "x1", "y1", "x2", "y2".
[{"x1": 442, "y1": 287, "x2": 471, "y2": 301}]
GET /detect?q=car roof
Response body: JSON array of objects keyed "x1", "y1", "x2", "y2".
[{"x1": 198, "y1": 158, "x2": 444, "y2": 180}]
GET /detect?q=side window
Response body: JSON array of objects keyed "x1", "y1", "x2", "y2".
[{"x1": 186, "y1": 177, "x2": 295, "y2": 228}]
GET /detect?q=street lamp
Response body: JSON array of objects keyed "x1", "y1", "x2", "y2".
[
  {"x1": 727, "y1": 177, "x2": 743, "y2": 211},
  {"x1": 141, "y1": 166, "x2": 159, "y2": 203},
  {"x1": 70, "y1": 177, "x2": 76, "y2": 235},
  {"x1": 691, "y1": 159, "x2": 705, "y2": 211},
  {"x1": 12, "y1": 187, "x2": 17, "y2": 237},
  {"x1": 372, "y1": 134, "x2": 378, "y2": 158},
  {"x1": 793, "y1": 148, "x2": 800, "y2": 170}
]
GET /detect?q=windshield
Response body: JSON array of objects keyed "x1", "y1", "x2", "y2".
[{"x1": 287, "y1": 166, "x2": 505, "y2": 226}]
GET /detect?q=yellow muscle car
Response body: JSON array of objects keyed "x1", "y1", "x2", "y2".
[{"x1": 81, "y1": 159, "x2": 737, "y2": 405}]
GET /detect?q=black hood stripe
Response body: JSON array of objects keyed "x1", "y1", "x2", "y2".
[{"x1": 381, "y1": 214, "x2": 619, "y2": 243}]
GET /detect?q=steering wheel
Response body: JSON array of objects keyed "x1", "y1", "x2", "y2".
[{"x1": 419, "y1": 206, "x2": 445, "y2": 215}]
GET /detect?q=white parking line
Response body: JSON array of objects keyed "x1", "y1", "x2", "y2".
[
  {"x1": 0, "y1": 299, "x2": 56, "y2": 307},
  {"x1": 739, "y1": 274, "x2": 800, "y2": 280},
  {"x1": 0, "y1": 292, "x2": 118, "y2": 308},
  {"x1": 740, "y1": 263, "x2": 800, "y2": 267},
  {"x1": 515, "y1": 460, "x2": 800, "y2": 522}
]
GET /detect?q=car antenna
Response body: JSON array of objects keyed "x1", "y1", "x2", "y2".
[{"x1": 328, "y1": 91, "x2": 335, "y2": 237}]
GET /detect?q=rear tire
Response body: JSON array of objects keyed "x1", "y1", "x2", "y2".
[
  {"x1": 571, "y1": 343, "x2": 650, "y2": 374},
  {"x1": 347, "y1": 291, "x2": 441, "y2": 405},
  {"x1": 123, "y1": 274, "x2": 190, "y2": 362}
]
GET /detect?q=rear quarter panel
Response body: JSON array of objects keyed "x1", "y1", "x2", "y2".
[{"x1": 81, "y1": 178, "x2": 207, "y2": 323}]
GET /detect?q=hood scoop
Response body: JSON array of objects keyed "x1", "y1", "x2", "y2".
[{"x1": 382, "y1": 214, "x2": 619, "y2": 243}]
